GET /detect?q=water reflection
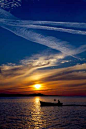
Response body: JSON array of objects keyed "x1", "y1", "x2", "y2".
[
  {"x1": 31, "y1": 97, "x2": 43, "y2": 129},
  {"x1": 0, "y1": 97, "x2": 86, "y2": 129},
  {"x1": 35, "y1": 97, "x2": 40, "y2": 103}
]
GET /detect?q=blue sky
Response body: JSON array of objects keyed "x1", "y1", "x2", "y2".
[{"x1": 0, "y1": 0, "x2": 86, "y2": 95}]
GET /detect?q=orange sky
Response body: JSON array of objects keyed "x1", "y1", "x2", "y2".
[{"x1": 0, "y1": 62, "x2": 86, "y2": 96}]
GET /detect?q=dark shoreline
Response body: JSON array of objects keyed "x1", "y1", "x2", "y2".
[{"x1": 0, "y1": 94, "x2": 86, "y2": 97}]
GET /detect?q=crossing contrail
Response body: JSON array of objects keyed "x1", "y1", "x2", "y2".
[{"x1": 0, "y1": 8, "x2": 86, "y2": 58}]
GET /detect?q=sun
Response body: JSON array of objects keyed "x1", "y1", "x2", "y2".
[{"x1": 34, "y1": 84, "x2": 41, "y2": 90}]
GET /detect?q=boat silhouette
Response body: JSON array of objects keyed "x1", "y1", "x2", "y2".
[
  {"x1": 40, "y1": 101, "x2": 63, "y2": 106},
  {"x1": 40, "y1": 101, "x2": 86, "y2": 107}
]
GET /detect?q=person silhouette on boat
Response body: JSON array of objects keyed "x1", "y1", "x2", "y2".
[{"x1": 58, "y1": 100, "x2": 60, "y2": 104}]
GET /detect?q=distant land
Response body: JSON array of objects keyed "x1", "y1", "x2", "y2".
[
  {"x1": 0, "y1": 93, "x2": 60, "y2": 97},
  {"x1": 0, "y1": 93, "x2": 85, "y2": 97}
]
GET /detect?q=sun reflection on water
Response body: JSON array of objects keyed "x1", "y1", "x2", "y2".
[
  {"x1": 31, "y1": 97, "x2": 43, "y2": 129},
  {"x1": 35, "y1": 97, "x2": 40, "y2": 103}
]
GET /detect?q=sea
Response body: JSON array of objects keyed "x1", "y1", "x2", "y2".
[{"x1": 0, "y1": 96, "x2": 86, "y2": 129}]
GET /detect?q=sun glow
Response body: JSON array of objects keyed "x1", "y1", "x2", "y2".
[{"x1": 34, "y1": 84, "x2": 41, "y2": 90}]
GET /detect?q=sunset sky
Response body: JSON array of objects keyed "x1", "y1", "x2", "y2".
[{"x1": 0, "y1": 0, "x2": 86, "y2": 96}]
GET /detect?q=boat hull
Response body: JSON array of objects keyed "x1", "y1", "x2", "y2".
[{"x1": 40, "y1": 101, "x2": 63, "y2": 106}]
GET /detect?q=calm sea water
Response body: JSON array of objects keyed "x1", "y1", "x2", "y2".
[{"x1": 0, "y1": 96, "x2": 86, "y2": 129}]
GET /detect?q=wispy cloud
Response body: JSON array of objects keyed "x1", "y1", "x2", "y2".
[
  {"x1": 0, "y1": 8, "x2": 86, "y2": 95},
  {"x1": 0, "y1": 8, "x2": 86, "y2": 58},
  {"x1": 0, "y1": 56, "x2": 86, "y2": 95},
  {"x1": 30, "y1": 63, "x2": 86, "y2": 95},
  {"x1": 1, "y1": 21, "x2": 86, "y2": 35},
  {"x1": 1, "y1": 19, "x2": 86, "y2": 29},
  {"x1": 0, "y1": 52, "x2": 65, "y2": 93}
]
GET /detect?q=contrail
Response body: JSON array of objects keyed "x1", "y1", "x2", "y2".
[
  {"x1": 0, "y1": 8, "x2": 86, "y2": 58},
  {"x1": 5, "y1": 24, "x2": 86, "y2": 35},
  {"x1": 1, "y1": 19, "x2": 86, "y2": 29},
  {"x1": 1, "y1": 20, "x2": 86, "y2": 35}
]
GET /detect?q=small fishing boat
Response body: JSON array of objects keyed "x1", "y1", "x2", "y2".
[
  {"x1": 40, "y1": 101, "x2": 63, "y2": 106},
  {"x1": 40, "y1": 101, "x2": 86, "y2": 107}
]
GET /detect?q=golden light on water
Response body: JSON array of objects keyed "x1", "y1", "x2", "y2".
[
  {"x1": 34, "y1": 84, "x2": 41, "y2": 90},
  {"x1": 35, "y1": 97, "x2": 40, "y2": 103}
]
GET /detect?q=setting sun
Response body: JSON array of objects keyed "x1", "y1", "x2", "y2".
[{"x1": 34, "y1": 84, "x2": 41, "y2": 90}]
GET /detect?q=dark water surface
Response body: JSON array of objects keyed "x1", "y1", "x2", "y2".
[{"x1": 0, "y1": 96, "x2": 86, "y2": 129}]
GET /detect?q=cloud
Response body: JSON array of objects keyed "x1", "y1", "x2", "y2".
[
  {"x1": 0, "y1": 52, "x2": 86, "y2": 95},
  {"x1": 0, "y1": 8, "x2": 16, "y2": 19},
  {"x1": 0, "y1": 52, "x2": 65, "y2": 93},
  {"x1": 1, "y1": 21, "x2": 86, "y2": 35},
  {"x1": 0, "y1": 0, "x2": 21, "y2": 11},
  {"x1": 34, "y1": 63, "x2": 86, "y2": 81},
  {"x1": 0, "y1": 8, "x2": 86, "y2": 95},
  {"x1": 2, "y1": 19, "x2": 86, "y2": 29},
  {"x1": 0, "y1": 52, "x2": 64, "y2": 78},
  {"x1": 0, "y1": 8, "x2": 86, "y2": 58},
  {"x1": 0, "y1": 52, "x2": 86, "y2": 92},
  {"x1": 30, "y1": 63, "x2": 86, "y2": 95}
]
